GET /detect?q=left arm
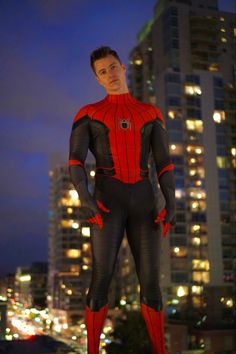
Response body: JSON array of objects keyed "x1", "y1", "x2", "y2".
[{"x1": 151, "y1": 116, "x2": 176, "y2": 236}]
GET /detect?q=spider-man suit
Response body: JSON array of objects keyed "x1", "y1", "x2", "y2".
[{"x1": 68, "y1": 92, "x2": 175, "y2": 354}]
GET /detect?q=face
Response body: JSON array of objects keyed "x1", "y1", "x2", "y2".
[{"x1": 94, "y1": 55, "x2": 128, "y2": 94}]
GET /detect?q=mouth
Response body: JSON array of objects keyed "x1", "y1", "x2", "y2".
[{"x1": 110, "y1": 79, "x2": 119, "y2": 84}]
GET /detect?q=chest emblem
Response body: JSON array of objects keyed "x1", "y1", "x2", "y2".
[{"x1": 119, "y1": 118, "x2": 131, "y2": 130}]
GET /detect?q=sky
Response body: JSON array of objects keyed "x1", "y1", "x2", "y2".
[{"x1": 0, "y1": 0, "x2": 236, "y2": 276}]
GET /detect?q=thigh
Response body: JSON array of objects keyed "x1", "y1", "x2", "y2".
[
  {"x1": 126, "y1": 181, "x2": 161, "y2": 281},
  {"x1": 90, "y1": 185, "x2": 126, "y2": 275}
]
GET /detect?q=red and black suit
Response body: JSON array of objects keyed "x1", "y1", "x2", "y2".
[{"x1": 68, "y1": 92, "x2": 175, "y2": 354}]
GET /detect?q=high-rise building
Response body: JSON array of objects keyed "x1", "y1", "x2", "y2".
[
  {"x1": 15, "y1": 262, "x2": 48, "y2": 309},
  {"x1": 128, "y1": 0, "x2": 236, "y2": 325}
]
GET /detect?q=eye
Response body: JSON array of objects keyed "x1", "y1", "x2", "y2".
[
  {"x1": 100, "y1": 70, "x2": 106, "y2": 75},
  {"x1": 111, "y1": 65, "x2": 116, "y2": 70}
]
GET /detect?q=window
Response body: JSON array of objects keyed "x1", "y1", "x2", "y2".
[
  {"x1": 168, "y1": 97, "x2": 181, "y2": 106},
  {"x1": 217, "y1": 157, "x2": 229, "y2": 168},
  {"x1": 186, "y1": 75, "x2": 200, "y2": 84},
  {"x1": 171, "y1": 273, "x2": 188, "y2": 283},
  {"x1": 213, "y1": 76, "x2": 223, "y2": 87},
  {"x1": 186, "y1": 120, "x2": 203, "y2": 132}
]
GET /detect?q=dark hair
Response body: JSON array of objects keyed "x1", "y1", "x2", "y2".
[{"x1": 90, "y1": 46, "x2": 121, "y2": 73}]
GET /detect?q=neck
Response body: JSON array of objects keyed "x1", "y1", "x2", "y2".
[{"x1": 106, "y1": 92, "x2": 134, "y2": 104}]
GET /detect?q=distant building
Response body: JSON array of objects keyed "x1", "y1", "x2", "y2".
[
  {"x1": 0, "y1": 335, "x2": 76, "y2": 354},
  {"x1": 48, "y1": 164, "x2": 95, "y2": 324},
  {"x1": 128, "y1": 0, "x2": 236, "y2": 325},
  {"x1": 15, "y1": 262, "x2": 48, "y2": 308},
  {"x1": 0, "y1": 274, "x2": 15, "y2": 301},
  {"x1": 0, "y1": 300, "x2": 7, "y2": 340}
]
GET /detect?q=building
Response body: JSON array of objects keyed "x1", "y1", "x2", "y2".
[
  {"x1": 48, "y1": 164, "x2": 97, "y2": 324},
  {"x1": 128, "y1": 0, "x2": 236, "y2": 326},
  {"x1": 15, "y1": 262, "x2": 48, "y2": 309},
  {"x1": 0, "y1": 300, "x2": 7, "y2": 340},
  {"x1": 0, "y1": 335, "x2": 77, "y2": 354},
  {"x1": 0, "y1": 274, "x2": 15, "y2": 301}
]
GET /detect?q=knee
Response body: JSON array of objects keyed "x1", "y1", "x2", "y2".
[{"x1": 140, "y1": 295, "x2": 163, "y2": 311}]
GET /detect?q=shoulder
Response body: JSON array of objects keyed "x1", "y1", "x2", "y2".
[
  {"x1": 73, "y1": 98, "x2": 106, "y2": 123},
  {"x1": 148, "y1": 104, "x2": 165, "y2": 124},
  {"x1": 133, "y1": 98, "x2": 165, "y2": 124}
]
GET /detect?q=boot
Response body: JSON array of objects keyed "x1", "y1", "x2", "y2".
[
  {"x1": 85, "y1": 303, "x2": 108, "y2": 354},
  {"x1": 141, "y1": 303, "x2": 167, "y2": 354}
]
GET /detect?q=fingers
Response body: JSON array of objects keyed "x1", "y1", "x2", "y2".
[
  {"x1": 154, "y1": 208, "x2": 166, "y2": 223},
  {"x1": 86, "y1": 213, "x2": 104, "y2": 229},
  {"x1": 154, "y1": 208, "x2": 172, "y2": 237},
  {"x1": 162, "y1": 222, "x2": 171, "y2": 238},
  {"x1": 96, "y1": 200, "x2": 110, "y2": 213}
]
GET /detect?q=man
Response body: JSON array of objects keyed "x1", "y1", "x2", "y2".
[{"x1": 68, "y1": 46, "x2": 175, "y2": 354}]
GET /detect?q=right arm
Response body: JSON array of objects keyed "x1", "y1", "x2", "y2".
[{"x1": 68, "y1": 110, "x2": 100, "y2": 221}]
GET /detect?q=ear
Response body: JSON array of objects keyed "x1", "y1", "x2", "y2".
[{"x1": 121, "y1": 63, "x2": 126, "y2": 73}]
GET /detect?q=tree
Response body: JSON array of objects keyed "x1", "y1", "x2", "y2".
[{"x1": 106, "y1": 310, "x2": 151, "y2": 354}]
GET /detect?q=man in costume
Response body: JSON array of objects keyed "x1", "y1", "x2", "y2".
[{"x1": 68, "y1": 46, "x2": 175, "y2": 354}]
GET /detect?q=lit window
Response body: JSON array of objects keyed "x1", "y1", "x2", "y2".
[
  {"x1": 169, "y1": 143, "x2": 183, "y2": 155},
  {"x1": 70, "y1": 265, "x2": 80, "y2": 274},
  {"x1": 189, "y1": 188, "x2": 206, "y2": 200},
  {"x1": 220, "y1": 17, "x2": 225, "y2": 21},
  {"x1": 208, "y1": 63, "x2": 219, "y2": 72},
  {"x1": 217, "y1": 156, "x2": 229, "y2": 168},
  {"x1": 82, "y1": 265, "x2": 89, "y2": 270},
  {"x1": 189, "y1": 167, "x2": 205, "y2": 178},
  {"x1": 195, "y1": 180, "x2": 202, "y2": 186},
  {"x1": 231, "y1": 147, "x2": 236, "y2": 157},
  {"x1": 72, "y1": 222, "x2": 79, "y2": 229},
  {"x1": 66, "y1": 249, "x2": 81, "y2": 258},
  {"x1": 67, "y1": 207, "x2": 73, "y2": 214},
  {"x1": 168, "y1": 110, "x2": 181, "y2": 119},
  {"x1": 83, "y1": 257, "x2": 90, "y2": 265},
  {"x1": 192, "y1": 259, "x2": 210, "y2": 271},
  {"x1": 61, "y1": 220, "x2": 72, "y2": 228},
  {"x1": 221, "y1": 37, "x2": 227, "y2": 43},
  {"x1": 192, "y1": 271, "x2": 209, "y2": 283},
  {"x1": 19, "y1": 275, "x2": 31, "y2": 282},
  {"x1": 90, "y1": 170, "x2": 95, "y2": 177},
  {"x1": 186, "y1": 145, "x2": 203, "y2": 155},
  {"x1": 191, "y1": 285, "x2": 203, "y2": 294},
  {"x1": 234, "y1": 28, "x2": 236, "y2": 37},
  {"x1": 214, "y1": 110, "x2": 226, "y2": 123},
  {"x1": 176, "y1": 286, "x2": 188, "y2": 297},
  {"x1": 186, "y1": 120, "x2": 203, "y2": 132},
  {"x1": 82, "y1": 243, "x2": 90, "y2": 252},
  {"x1": 134, "y1": 58, "x2": 143, "y2": 65},
  {"x1": 60, "y1": 190, "x2": 79, "y2": 207},
  {"x1": 66, "y1": 289, "x2": 72, "y2": 295},
  {"x1": 191, "y1": 224, "x2": 201, "y2": 233},
  {"x1": 69, "y1": 189, "x2": 78, "y2": 200},
  {"x1": 192, "y1": 237, "x2": 201, "y2": 246},
  {"x1": 175, "y1": 189, "x2": 185, "y2": 199},
  {"x1": 82, "y1": 227, "x2": 90, "y2": 237},
  {"x1": 171, "y1": 247, "x2": 187, "y2": 257},
  {"x1": 185, "y1": 84, "x2": 202, "y2": 96},
  {"x1": 190, "y1": 200, "x2": 206, "y2": 212},
  {"x1": 220, "y1": 28, "x2": 226, "y2": 32}
]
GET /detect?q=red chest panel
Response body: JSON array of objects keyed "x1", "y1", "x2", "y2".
[{"x1": 74, "y1": 93, "x2": 164, "y2": 183}]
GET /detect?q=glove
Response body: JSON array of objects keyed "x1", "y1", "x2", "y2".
[
  {"x1": 77, "y1": 180, "x2": 110, "y2": 229},
  {"x1": 154, "y1": 207, "x2": 175, "y2": 237}
]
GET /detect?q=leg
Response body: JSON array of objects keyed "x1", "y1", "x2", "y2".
[
  {"x1": 86, "y1": 189, "x2": 126, "y2": 354},
  {"x1": 126, "y1": 181, "x2": 167, "y2": 354}
]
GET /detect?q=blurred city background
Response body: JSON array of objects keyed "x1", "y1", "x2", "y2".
[{"x1": 0, "y1": 0, "x2": 236, "y2": 353}]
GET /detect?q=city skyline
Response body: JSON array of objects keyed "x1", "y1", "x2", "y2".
[{"x1": 0, "y1": 0, "x2": 236, "y2": 276}]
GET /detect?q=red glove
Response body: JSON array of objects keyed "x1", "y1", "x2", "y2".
[
  {"x1": 86, "y1": 200, "x2": 110, "y2": 229},
  {"x1": 154, "y1": 208, "x2": 172, "y2": 237}
]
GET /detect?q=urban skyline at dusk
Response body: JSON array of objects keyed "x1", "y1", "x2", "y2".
[{"x1": 1, "y1": 0, "x2": 236, "y2": 276}]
